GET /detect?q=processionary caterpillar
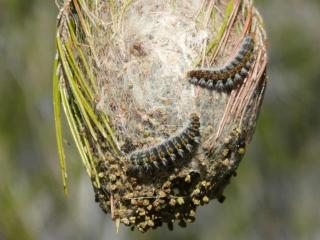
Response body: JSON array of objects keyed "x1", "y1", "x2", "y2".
[
  {"x1": 127, "y1": 113, "x2": 200, "y2": 176},
  {"x1": 187, "y1": 36, "x2": 254, "y2": 92}
]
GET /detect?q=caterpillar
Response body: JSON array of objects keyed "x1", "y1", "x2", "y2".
[
  {"x1": 127, "y1": 113, "x2": 200, "y2": 177},
  {"x1": 187, "y1": 36, "x2": 255, "y2": 91}
]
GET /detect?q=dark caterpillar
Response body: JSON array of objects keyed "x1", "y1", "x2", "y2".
[
  {"x1": 127, "y1": 113, "x2": 200, "y2": 176},
  {"x1": 187, "y1": 36, "x2": 254, "y2": 91}
]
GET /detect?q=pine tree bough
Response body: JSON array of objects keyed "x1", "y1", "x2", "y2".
[{"x1": 53, "y1": 0, "x2": 268, "y2": 232}]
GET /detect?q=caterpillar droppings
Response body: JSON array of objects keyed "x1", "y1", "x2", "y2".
[
  {"x1": 187, "y1": 36, "x2": 255, "y2": 92},
  {"x1": 127, "y1": 113, "x2": 200, "y2": 177}
]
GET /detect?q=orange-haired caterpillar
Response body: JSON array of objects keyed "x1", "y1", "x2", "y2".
[
  {"x1": 127, "y1": 114, "x2": 200, "y2": 176},
  {"x1": 187, "y1": 36, "x2": 254, "y2": 91}
]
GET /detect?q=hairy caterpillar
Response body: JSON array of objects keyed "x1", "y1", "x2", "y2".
[
  {"x1": 127, "y1": 113, "x2": 200, "y2": 176},
  {"x1": 187, "y1": 36, "x2": 254, "y2": 91}
]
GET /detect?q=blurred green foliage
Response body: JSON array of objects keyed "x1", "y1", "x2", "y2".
[{"x1": 0, "y1": 0, "x2": 319, "y2": 239}]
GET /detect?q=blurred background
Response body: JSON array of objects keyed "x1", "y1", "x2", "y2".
[{"x1": 0, "y1": 0, "x2": 319, "y2": 239}]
